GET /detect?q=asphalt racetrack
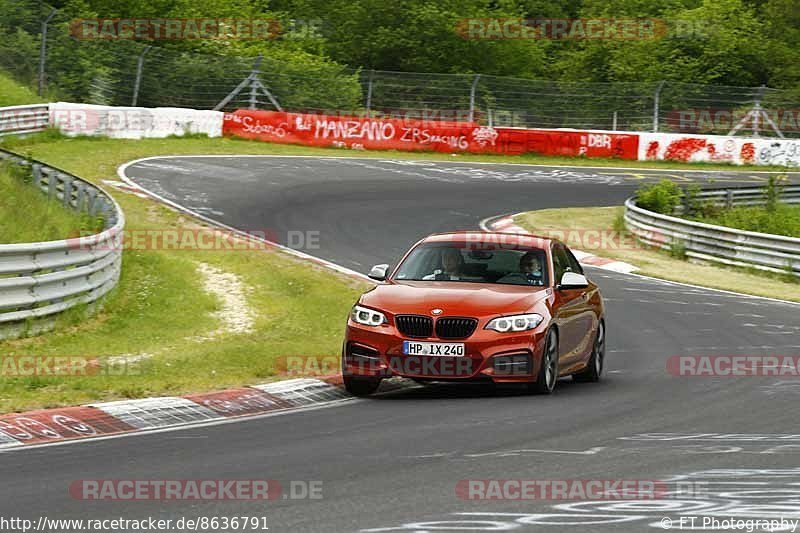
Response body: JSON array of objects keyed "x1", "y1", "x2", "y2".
[{"x1": 3, "y1": 156, "x2": 800, "y2": 532}]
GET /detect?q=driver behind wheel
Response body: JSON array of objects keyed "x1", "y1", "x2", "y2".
[{"x1": 423, "y1": 247, "x2": 466, "y2": 280}]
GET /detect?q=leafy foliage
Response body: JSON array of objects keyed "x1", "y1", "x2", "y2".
[
  {"x1": 635, "y1": 179, "x2": 683, "y2": 214},
  {"x1": 1, "y1": 0, "x2": 799, "y2": 109}
]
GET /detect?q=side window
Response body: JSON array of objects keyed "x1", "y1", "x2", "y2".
[
  {"x1": 551, "y1": 244, "x2": 567, "y2": 283},
  {"x1": 564, "y1": 247, "x2": 584, "y2": 275}
]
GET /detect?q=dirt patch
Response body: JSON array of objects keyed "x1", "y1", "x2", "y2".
[{"x1": 193, "y1": 262, "x2": 256, "y2": 339}]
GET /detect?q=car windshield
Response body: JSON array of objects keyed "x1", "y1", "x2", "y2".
[{"x1": 392, "y1": 243, "x2": 549, "y2": 286}]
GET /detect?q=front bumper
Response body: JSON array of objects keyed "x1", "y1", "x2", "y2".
[{"x1": 343, "y1": 319, "x2": 547, "y2": 383}]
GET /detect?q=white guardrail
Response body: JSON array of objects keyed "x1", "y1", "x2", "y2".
[
  {"x1": 625, "y1": 185, "x2": 800, "y2": 276},
  {"x1": 0, "y1": 104, "x2": 124, "y2": 334}
]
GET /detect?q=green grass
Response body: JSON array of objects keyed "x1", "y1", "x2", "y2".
[
  {"x1": 0, "y1": 162, "x2": 103, "y2": 243},
  {"x1": 0, "y1": 70, "x2": 44, "y2": 107},
  {"x1": 515, "y1": 206, "x2": 800, "y2": 302},
  {"x1": 690, "y1": 204, "x2": 800, "y2": 238},
  {"x1": 0, "y1": 130, "x2": 794, "y2": 413}
]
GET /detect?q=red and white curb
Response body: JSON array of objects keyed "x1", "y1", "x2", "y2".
[
  {"x1": 0, "y1": 378, "x2": 353, "y2": 450},
  {"x1": 487, "y1": 216, "x2": 639, "y2": 274}
]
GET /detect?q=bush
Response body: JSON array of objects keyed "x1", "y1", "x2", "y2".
[
  {"x1": 635, "y1": 180, "x2": 682, "y2": 214},
  {"x1": 669, "y1": 238, "x2": 687, "y2": 260},
  {"x1": 764, "y1": 175, "x2": 787, "y2": 213},
  {"x1": 682, "y1": 183, "x2": 721, "y2": 218}
]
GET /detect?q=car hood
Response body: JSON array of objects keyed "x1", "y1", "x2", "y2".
[{"x1": 359, "y1": 281, "x2": 550, "y2": 318}]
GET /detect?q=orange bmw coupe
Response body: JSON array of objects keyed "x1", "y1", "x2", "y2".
[{"x1": 342, "y1": 232, "x2": 606, "y2": 396}]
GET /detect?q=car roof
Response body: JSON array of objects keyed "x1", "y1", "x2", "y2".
[{"x1": 421, "y1": 231, "x2": 555, "y2": 250}]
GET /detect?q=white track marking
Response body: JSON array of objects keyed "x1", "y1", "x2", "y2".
[{"x1": 465, "y1": 447, "x2": 606, "y2": 458}]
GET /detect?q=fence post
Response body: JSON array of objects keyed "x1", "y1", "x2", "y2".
[
  {"x1": 727, "y1": 84, "x2": 783, "y2": 138},
  {"x1": 652, "y1": 80, "x2": 666, "y2": 132},
  {"x1": 249, "y1": 55, "x2": 264, "y2": 110},
  {"x1": 365, "y1": 70, "x2": 375, "y2": 117},
  {"x1": 214, "y1": 55, "x2": 281, "y2": 112},
  {"x1": 753, "y1": 85, "x2": 766, "y2": 138},
  {"x1": 612, "y1": 111, "x2": 618, "y2": 131},
  {"x1": 38, "y1": 9, "x2": 58, "y2": 97},
  {"x1": 131, "y1": 46, "x2": 152, "y2": 106},
  {"x1": 469, "y1": 74, "x2": 481, "y2": 123}
]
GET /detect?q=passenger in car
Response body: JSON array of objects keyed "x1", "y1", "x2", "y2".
[{"x1": 495, "y1": 251, "x2": 544, "y2": 286}]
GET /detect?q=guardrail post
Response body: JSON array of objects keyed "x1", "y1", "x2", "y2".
[
  {"x1": 61, "y1": 175, "x2": 74, "y2": 208},
  {"x1": 726, "y1": 189, "x2": 734, "y2": 209},
  {"x1": 38, "y1": 9, "x2": 58, "y2": 97},
  {"x1": 32, "y1": 163, "x2": 42, "y2": 188},
  {"x1": 469, "y1": 74, "x2": 481, "y2": 123},
  {"x1": 75, "y1": 181, "x2": 86, "y2": 212},
  {"x1": 86, "y1": 189, "x2": 98, "y2": 216},
  {"x1": 652, "y1": 80, "x2": 666, "y2": 132},
  {"x1": 93, "y1": 197, "x2": 107, "y2": 218},
  {"x1": 46, "y1": 170, "x2": 57, "y2": 200}
]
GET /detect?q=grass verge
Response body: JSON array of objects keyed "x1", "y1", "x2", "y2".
[
  {"x1": 0, "y1": 70, "x2": 45, "y2": 107},
  {"x1": 0, "y1": 162, "x2": 103, "y2": 243},
  {"x1": 515, "y1": 206, "x2": 800, "y2": 302}
]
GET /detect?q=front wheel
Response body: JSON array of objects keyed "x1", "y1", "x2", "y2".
[
  {"x1": 573, "y1": 320, "x2": 605, "y2": 383},
  {"x1": 528, "y1": 329, "x2": 559, "y2": 395},
  {"x1": 343, "y1": 375, "x2": 381, "y2": 397}
]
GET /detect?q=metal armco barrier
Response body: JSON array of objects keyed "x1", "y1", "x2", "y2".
[
  {"x1": 0, "y1": 104, "x2": 49, "y2": 136},
  {"x1": 625, "y1": 185, "x2": 800, "y2": 276},
  {"x1": 0, "y1": 148, "x2": 125, "y2": 332}
]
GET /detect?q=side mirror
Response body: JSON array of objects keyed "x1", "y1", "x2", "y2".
[
  {"x1": 558, "y1": 272, "x2": 588, "y2": 290},
  {"x1": 368, "y1": 264, "x2": 390, "y2": 281}
]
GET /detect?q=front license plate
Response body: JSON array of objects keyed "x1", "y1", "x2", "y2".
[{"x1": 402, "y1": 341, "x2": 465, "y2": 357}]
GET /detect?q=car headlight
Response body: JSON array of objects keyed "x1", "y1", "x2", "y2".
[
  {"x1": 485, "y1": 313, "x2": 544, "y2": 333},
  {"x1": 351, "y1": 305, "x2": 388, "y2": 327}
]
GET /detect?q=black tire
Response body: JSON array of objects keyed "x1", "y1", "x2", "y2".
[
  {"x1": 343, "y1": 375, "x2": 381, "y2": 397},
  {"x1": 573, "y1": 320, "x2": 605, "y2": 383},
  {"x1": 528, "y1": 329, "x2": 559, "y2": 394}
]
